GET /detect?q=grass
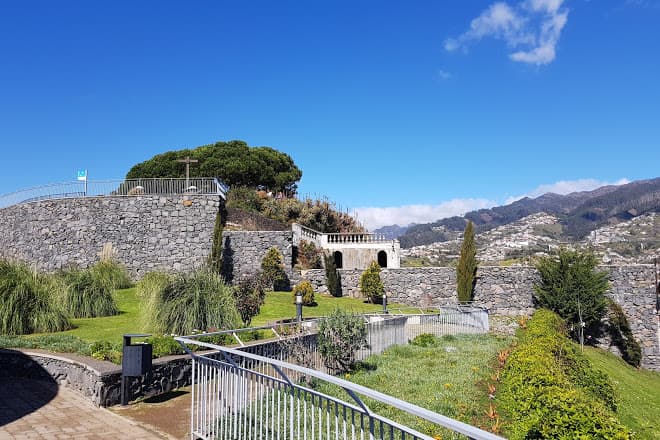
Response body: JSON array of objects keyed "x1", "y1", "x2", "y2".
[
  {"x1": 314, "y1": 334, "x2": 513, "y2": 439},
  {"x1": 584, "y1": 346, "x2": 660, "y2": 440}
]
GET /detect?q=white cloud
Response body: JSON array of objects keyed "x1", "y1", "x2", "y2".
[
  {"x1": 353, "y1": 198, "x2": 496, "y2": 230},
  {"x1": 505, "y1": 178, "x2": 630, "y2": 204},
  {"x1": 438, "y1": 69, "x2": 452, "y2": 80},
  {"x1": 445, "y1": 0, "x2": 569, "y2": 65}
]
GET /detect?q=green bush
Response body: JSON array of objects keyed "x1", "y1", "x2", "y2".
[
  {"x1": 145, "y1": 335, "x2": 185, "y2": 357},
  {"x1": 0, "y1": 334, "x2": 90, "y2": 355},
  {"x1": 605, "y1": 300, "x2": 642, "y2": 367},
  {"x1": 533, "y1": 249, "x2": 609, "y2": 342},
  {"x1": 294, "y1": 240, "x2": 322, "y2": 269},
  {"x1": 226, "y1": 186, "x2": 265, "y2": 212},
  {"x1": 89, "y1": 259, "x2": 133, "y2": 290},
  {"x1": 359, "y1": 260, "x2": 384, "y2": 303},
  {"x1": 410, "y1": 333, "x2": 439, "y2": 347},
  {"x1": 261, "y1": 247, "x2": 288, "y2": 290},
  {"x1": 317, "y1": 309, "x2": 368, "y2": 372},
  {"x1": 292, "y1": 280, "x2": 315, "y2": 306},
  {"x1": 141, "y1": 268, "x2": 240, "y2": 335},
  {"x1": 58, "y1": 268, "x2": 119, "y2": 318},
  {"x1": 234, "y1": 273, "x2": 266, "y2": 326},
  {"x1": 499, "y1": 309, "x2": 629, "y2": 439},
  {"x1": 0, "y1": 260, "x2": 71, "y2": 335},
  {"x1": 90, "y1": 340, "x2": 122, "y2": 364}
]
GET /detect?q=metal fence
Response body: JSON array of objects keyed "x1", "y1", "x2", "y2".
[
  {"x1": 176, "y1": 309, "x2": 498, "y2": 440},
  {"x1": 0, "y1": 178, "x2": 228, "y2": 208}
]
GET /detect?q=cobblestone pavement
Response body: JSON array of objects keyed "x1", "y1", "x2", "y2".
[{"x1": 0, "y1": 378, "x2": 171, "y2": 439}]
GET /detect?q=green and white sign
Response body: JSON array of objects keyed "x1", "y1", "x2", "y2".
[{"x1": 77, "y1": 170, "x2": 87, "y2": 181}]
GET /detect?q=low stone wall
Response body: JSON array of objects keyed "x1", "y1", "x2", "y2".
[
  {"x1": 0, "y1": 349, "x2": 192, "y2": 407},
  {"x1": 222, "y1": 230, "x2": 294, "y2": 284},
  {"x1": 0, "y1": 195, "x2": 220, "y2": 278}
]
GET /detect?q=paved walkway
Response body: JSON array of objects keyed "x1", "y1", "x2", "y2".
[{"x1": 0, "y1": 378, "x2": 170, "y2": 440}]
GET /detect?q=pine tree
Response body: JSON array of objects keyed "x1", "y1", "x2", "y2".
[{"x1": 456, "y1": 221, "x2": 477, "y2": 302}]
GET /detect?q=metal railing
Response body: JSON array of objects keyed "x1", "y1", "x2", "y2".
[
  {"x1": 0, "y1": 178, "x2": 229, "y2": 209},
  {"x1": 176, "y1": 309, "x2": 497, "y2": 440},
  {"x1": 292, "y1": 223, "x2": 397, "y2": 248}
]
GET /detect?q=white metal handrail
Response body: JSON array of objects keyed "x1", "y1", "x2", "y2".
[{"x1": 0, "y1": 177, "x2": 228, "y2": 208}]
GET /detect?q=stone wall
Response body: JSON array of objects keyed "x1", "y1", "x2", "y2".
[
  {"x1": 0, "y1": 195, "x2": 221, "y2": 278},
  {"x1": 294, "y1": 265, "x2": 659, "y2": 371},
  {"x1": 221, "y1": 230, "x2": 294, "y2": 284}
]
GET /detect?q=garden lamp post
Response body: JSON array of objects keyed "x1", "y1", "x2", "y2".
[
  {"x1": 382, "y1": 293, "x2": 388, "y2": 314},
  {"x1": 296, "y1": 292, "x2": 303, "y2": 323}
]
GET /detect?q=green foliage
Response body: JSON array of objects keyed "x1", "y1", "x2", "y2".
[
  {"x1": 261, "y1": 247, "x2": 288, "y2": 290},
  {"x1": 0, "y1": 334, "x2": 90, "y2": 355},
  {"x1": 226, "y1": 186, "x2": 265, "y2": 212},
  {"x1": 259, "y1": 196, "x2": 363, "y2": 233},
  {"x1": 90, "y1": 340, "x2": 122, "y2": 364},
  {"x1": 292, "y1": 280, "x2": 315, "y2": 306},
  {"x1": 533, "y1": 249, "x2": 609, "y2": 341},
  {"x1": 208, "y1": 209, "x2": 224, "y2": 273},
  {"x1": 605, "y1": 300, "x2": 642, "y2": 367},
  {"x1": 294, "y1": 240, "x2": 322, "y2": 269},
  {"x1": 233, "y1": 274, "x2": 266, "y2": 326},
  {"x1": 136, "y1": 272, "x2": 172, "y2": 331},
  {"x1": 359, "y1": 261, "x2": 384, "y2": 303},
  {"x1": 145, "y1": 335, "x2": 185, "y2": 358},
  {"x1": 409, "y1": 333, "x2": 439, "y2": 347},
  {"x1": 125, "y1": 140, "x2": 302, "y2": 194},
  {"x1": 499, "y1": 309, "x2": 629, "y2": 439},
  {"x1": 89, "y1": 259, "x2": 133, "y2": 290},
  {"x1": 456, "y1": 221, "x2": 477, "y2": 302},
  {"x1": 0, "y1": 260, "x2": 71, "y2": 335},
  {"x1": 317, "y1": 309, "x2": 368, "y2": 372},
  {"x1": 58, "y1": 268, "x2": 119, "y2": 318},
  {"x1": 140, "y1": 268, "x2": 240, "y2": 335},
  {"x1": 324, "y1": 253, "x2": 341, "y2": 297}
]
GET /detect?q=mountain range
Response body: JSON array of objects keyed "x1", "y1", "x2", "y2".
[{"x1": 374, "y1": 177, "x2": 660, "y2": 249}]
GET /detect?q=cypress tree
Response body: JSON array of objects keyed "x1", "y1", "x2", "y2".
[
  {"x1": 208, "y1": 209, "x2": 224, "y2": 273},
  {"x1": 456, "y1": 221, "x2": 477, "y2": 302}
]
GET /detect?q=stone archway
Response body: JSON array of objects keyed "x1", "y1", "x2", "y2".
[
  {"x1": 334, "y1": 251, "x2": 343, "y2": 269},
  {"x1": 378, "y1": 250, "x2": 388, "y2": 268}
]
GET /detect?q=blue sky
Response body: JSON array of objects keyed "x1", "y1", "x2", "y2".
[{"x1": 0, "y1": 0, "x2": 658, "y2": 229}]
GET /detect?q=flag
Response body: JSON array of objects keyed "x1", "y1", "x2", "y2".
[{"x1": 77, "y1": 170, "x2": 87, "y2": 181}]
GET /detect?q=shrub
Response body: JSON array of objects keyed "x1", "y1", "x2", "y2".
[
  {"x1": 324, "y1": 253, "x2": 341, "y2": 297},
  {"x1": 317, "y1": 309, "x2": 368, "y2": 372},
  {"x1": 145, "y1": 335, "x2": 185, "y2": 357},
  {"x1": 89, "y1": 259, "x2": 133, "y2": 290},
  {"x1": 58, "y1": 268, "x2": 119, "y2": 318},
  {"x1": 292, "y1": 280, "x2": 315, "y2": 306},
  {"x1": 533, "y1": 249, "x2": 609, "y2": 342},
  {"x1": 456, "y1": 221, "x2": 477, "y2": 302},
  {"x1": 410, "y1": 333, "x2": 439, "y2": 347},
  {"x1": 0, "y1": 260, "x2": 71, "y2": 335},
  {"x1": 261, "y1": 247, "x2": 288, "y2": 290},
  {"x1": 294, "y1": 240, "x2": 323, "y2": 269},
  {"x1": 233, "y1": 273, "x2": 266, "y2": 326},
  {"x1": 0, "y1": 334, "x2": 90, "y2": 355},
  {"x1": 359, "y1": 260, "x2": 384, "y2": 303},
  {"x1": 90, "y1": 340, "x2": 122, "y2": 364},
  {"x1": 226, "y1": 186, "x2": 265, "y2": 212},
  {"x1": 499, "y1": 309, "x2": 629, "y2": 439},
  {"x1": 605, "y1": 300, "x2": 642, "y2": 367},
  {"x1": 141, "y1": 268, "x2": 240, "y2": 335}
]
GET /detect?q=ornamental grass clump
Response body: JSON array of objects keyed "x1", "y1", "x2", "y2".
[
  {"x1": 0, "y1": 260, "x2": 71, "y2": 335},
  {"x1": 88, "y1": 259, "x2": 133, "y2": 290},
  {"x1": 58, "y1": 268, "x2": 119, "y2": 318},
  {"x1": 141, "y1": 268, "x2": 240, "y2": 335}
]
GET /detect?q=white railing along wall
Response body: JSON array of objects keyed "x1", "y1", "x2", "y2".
[
  {"x1": 176, "y1": 309, "x2": 496, "y2": 440},
  {"x1": 0, "y1": 178, "x2": 228, "y2": 209}
]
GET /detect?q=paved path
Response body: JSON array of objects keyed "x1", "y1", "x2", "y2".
[{"x1": 0, "y1": 378, "x2": 170, "y2": 440}]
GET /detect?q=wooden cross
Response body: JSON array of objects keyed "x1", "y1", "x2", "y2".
[{"x1": 177, "y1": 156, "x2": 198, "y2": 186}]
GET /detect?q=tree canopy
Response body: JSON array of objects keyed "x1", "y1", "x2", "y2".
[{"x1": 125, "y1": 140, "x2": 302, "y2": 193}]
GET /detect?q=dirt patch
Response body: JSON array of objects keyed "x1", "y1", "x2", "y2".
[{"x1": 111, "y1": 387, "x2": 192, "y2": 440}]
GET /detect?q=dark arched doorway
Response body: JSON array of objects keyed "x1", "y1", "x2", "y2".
[
  {"x1": 378, "y1": 250, "x2": 388, "y2": 268},
  {"x1": 333, "y1": 251, "x2": 343, "y2": 269}
]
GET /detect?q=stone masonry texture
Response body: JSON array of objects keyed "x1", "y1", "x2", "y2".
[{"x1": 0, "y1": 195, "x2": 220, "y2": 278}]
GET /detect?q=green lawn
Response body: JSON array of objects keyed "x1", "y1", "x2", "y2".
[
  {"x1": 315, "y1": 334, "x2": 512, "y2": 439},
  {"x1": 584, "y1": 347, "x2": 660, "y2": 440}
]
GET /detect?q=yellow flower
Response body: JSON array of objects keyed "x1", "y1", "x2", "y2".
[
  {"x1": 443, "y1": 383, "x2": 452, "y2": 389},
  {"x1": 434, "y1": 435, "x2": 443, "y2": 440},
  {"x1": 345, "y1": 373, "x2": 351, "y2": 379},
  {"x1": 471, "y1": 366, "x2": 479, "y2": 372}
]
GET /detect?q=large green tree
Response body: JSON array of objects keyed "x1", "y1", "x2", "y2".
[
  {"x1": 126, "y1": 140, "x2": 302, "y2": 193},
  {"x1": 456, "y1": 221, "x2": 477, "y2": 302}
]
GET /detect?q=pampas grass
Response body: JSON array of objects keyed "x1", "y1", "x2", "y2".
[
  {"x1": 140, "y1": 268, "x2": 240, "y2": 335},
  {"x1": 89, "y1": 259, "x2": 133, "y2": 290},
  {"x1": 58, "y1": 268, "x2": 119, "y2": 318},
  {"x1": 0, "y1": 260, "x2": 71, "y2": 335}
]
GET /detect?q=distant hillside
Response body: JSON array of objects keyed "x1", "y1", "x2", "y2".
[
  {"x1": 373, "y1": 224, "x2": 409, "y2": 240},
  {"x1": 399, "y1": 177, "x2": 660, "y2": 248}
]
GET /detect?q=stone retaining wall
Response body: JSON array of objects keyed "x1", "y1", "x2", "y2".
[
  {"x1": 0, "y1": 195, "x2": 221, "y2": 278},
  {"x1": 222, "y1": 230, "x2": 294, "y2": 284}
]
